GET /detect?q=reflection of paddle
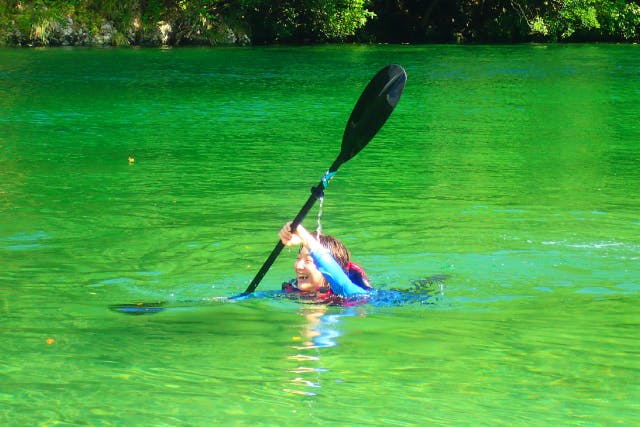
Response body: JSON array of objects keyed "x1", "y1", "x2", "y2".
[
  {"x1": 109, "y1": 297, "x2": 230, "y2": 315},
  {"x1": 109, "y1": 302, "x2": 167, "y2": 315},
  {"x1": 236, "y1": 64, "x2": 407, "y2": 298}
]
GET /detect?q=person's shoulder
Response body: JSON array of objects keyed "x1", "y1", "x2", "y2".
[{"x1": 347, "y1": 262, "x2": 374, "y2": 290}]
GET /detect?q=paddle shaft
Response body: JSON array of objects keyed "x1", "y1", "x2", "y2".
[{"x1": 109, "y1": 65, "x2": 406, "y2": 308}]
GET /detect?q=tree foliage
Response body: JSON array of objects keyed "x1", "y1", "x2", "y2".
[
  {"x1": 511, "y1": 0, "x2": 640, "y2": 41},
  {"x1": 1, "y1": 0, "x2": 639, "y2": 46},
  {"x1": 239, "y1": 0, "x2": 375, "y2": 42},
  {"x1": 365, "y1": 0, "x2": 640, "y2": 42}
]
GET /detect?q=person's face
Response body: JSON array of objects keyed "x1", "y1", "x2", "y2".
[{"x1": 294, "y1": 247, "x2": 326, "y2": 293}]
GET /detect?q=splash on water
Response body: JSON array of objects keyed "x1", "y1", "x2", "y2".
[
  {"x1": 316, "y1": 195, "x2": 324, "y2": 235},
  {"x1": 315, "y1": 169, "x2": 336, "y2": 236}
]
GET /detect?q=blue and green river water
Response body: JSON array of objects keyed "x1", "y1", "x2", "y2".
[{"x1": 1, "y1": 45, "x2": 638, "y2": 425}]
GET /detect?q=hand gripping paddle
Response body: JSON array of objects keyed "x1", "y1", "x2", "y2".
[{"x1": 235, "y1": 64, "x2": 407, "y2": 298}]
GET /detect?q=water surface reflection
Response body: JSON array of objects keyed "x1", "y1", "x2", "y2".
[{"x1": 284, "y1": 306, "x2": 361, "y2": 397}]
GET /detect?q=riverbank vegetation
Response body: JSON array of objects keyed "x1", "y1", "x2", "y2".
[{"x1": 1, "y1": 1, "x2": 639, "y2": 46}]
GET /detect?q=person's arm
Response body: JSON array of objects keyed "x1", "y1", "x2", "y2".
[
  {"x1": 280, "y1": 222, "x2": 367, "y2": 297},
  {"x1": 306, "y1": 240, "x2": 367, "y2": 296}
]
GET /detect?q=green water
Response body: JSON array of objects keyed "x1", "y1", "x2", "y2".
[{"x1": 1, "y1": 45, "x2": 639, "y2": 426}]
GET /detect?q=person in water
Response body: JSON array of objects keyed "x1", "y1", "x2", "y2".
[{"x1": 278, "y1": 221, "x2": 373, "y2": 303}]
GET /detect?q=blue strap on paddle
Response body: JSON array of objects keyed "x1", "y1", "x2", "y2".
[{"x1": 322, "y1": 170, "x2": 337, "y2": 188}]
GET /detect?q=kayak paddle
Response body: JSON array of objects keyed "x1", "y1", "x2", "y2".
[{"x1": 235, "y1": 64, "x2": 407, "y2": 298}]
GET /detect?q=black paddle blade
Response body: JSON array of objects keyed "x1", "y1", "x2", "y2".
[{"x1": 332, "y1": 64, "x2": 407, "y2": 172}]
